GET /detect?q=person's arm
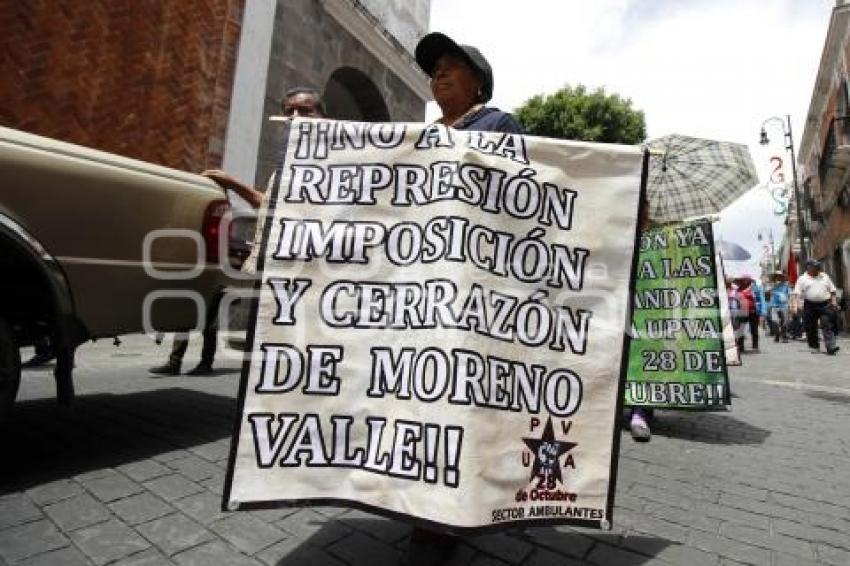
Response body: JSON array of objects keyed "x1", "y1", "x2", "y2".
[
  {"x1": 827, "y1": 276, "x2": 839, "y2": 307},
  {"x1": 201, "y1": 169, "x2": 263, "y2": 209}
]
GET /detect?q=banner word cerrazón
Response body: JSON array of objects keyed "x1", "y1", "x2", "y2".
[
  {"x1": 224, "y1": 119, "x2": 645, "y2": 531},
  {"x1": 626, "y1": 220, "x2": 731, "y2": 409}
]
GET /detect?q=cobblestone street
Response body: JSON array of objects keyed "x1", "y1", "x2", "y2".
[{"x1": 1, "y1": 333, "x2": 849, "y2": 566}]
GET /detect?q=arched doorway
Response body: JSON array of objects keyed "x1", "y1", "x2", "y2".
[{"x1": 324, "y1": 67, "x2": 390, "y2": 121}]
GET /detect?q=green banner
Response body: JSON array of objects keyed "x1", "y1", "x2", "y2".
[{"x1": 625, "y1": 221, "x2": 730, "y2": 410}]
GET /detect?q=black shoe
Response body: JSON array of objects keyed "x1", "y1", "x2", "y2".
[
  {"x1": 185, "y1": 362, "x2": 214, "y2": 376},
  {"x1": 826, "y1": 346, "x2": 840, "y2": 356},
  {"x1": 22, "y1": 352, "x2": 55, "y2": 368},
  {"x1": 630, "y1": 413, "x2": 651, "y2": 442},
  {"x1": 149, "y1": 362, "x2": 181, "y2": 376}
]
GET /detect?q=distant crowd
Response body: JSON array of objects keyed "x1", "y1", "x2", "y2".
[{"x1": 727, "y1": 258, "x2": 843, "y2": 356}]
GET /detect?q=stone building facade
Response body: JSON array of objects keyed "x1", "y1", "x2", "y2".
[
  {"x1": 796, "y1": 0, "x2": 850, "y2": 311},
  {"x1": 231, "y1": 0, "x2": 431, "y2": 189}
]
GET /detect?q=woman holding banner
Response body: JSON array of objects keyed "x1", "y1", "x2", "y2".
[
  {"x1": 402, "y1": 32, "x2": 524, "y2": 565},
  {"x1": 768, "y1": 271, "x2": 791, "y2": 342},
  {"x1": 415, "y1": 32, "x2": 523, "y2": 134}
]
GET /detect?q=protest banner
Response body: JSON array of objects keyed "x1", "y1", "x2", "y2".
[
  {"x1": 223, "y1": 119, "x2": 646, "y2": 531},
  {"x1": 626, "y1": 221, "x2": 731, "y2": 409}
]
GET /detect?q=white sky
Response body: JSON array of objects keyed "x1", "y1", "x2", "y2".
[{"x1": 427, "y1": 0, "x2": 836, "y2": 276}]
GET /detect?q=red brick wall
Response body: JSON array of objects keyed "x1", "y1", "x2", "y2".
[{"x1": 0, "y1": 0, "x2": 244, "y2": 172}]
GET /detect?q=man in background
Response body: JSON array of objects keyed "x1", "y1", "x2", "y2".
[{"x1": 149, "y1": 87, "x2": 327, "y2": 376}]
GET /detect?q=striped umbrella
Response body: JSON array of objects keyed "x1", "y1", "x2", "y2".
[{"x1": 646, "y1": 134, "x2": 758, "y2": 223}]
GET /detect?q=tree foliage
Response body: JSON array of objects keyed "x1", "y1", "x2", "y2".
[{"x1": 515, "y1": 85, "x2": 647, "y2": 144}]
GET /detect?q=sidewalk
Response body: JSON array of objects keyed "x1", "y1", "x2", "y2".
[{"x1": 1, "y1": 333, "x2": 849, "y2": 565}]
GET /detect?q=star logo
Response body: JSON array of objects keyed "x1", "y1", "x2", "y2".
[{"x1": 522, "y1": 417, "x2": 577, "y2": 486}]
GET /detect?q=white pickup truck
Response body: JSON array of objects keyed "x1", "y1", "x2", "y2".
[{"x1": 0, "y1": 126, "x2": 241, "y2": 419}]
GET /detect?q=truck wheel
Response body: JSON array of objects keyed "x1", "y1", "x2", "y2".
[{"x1": 0, "y1": 316, "x2": 21, "y2": 421}]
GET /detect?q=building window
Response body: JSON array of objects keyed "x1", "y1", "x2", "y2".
[{"x1": 324, "y1": 67, "x2": 390, "y2": 121}]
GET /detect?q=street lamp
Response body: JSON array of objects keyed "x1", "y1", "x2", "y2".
[{"x1": 759, "y1": 115, "x2": 807, "y2": 264}]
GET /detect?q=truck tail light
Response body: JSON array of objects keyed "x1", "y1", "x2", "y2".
[{"x1": 202, "y1": 199, "x2": 231, "y2": 263}]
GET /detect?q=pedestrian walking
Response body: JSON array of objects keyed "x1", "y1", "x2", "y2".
[
  {"x1": 768, "y1": 271, "x2": 791, "y2": 343},
  {"x1": 732, "y1": 275, "x2": 761, "y2": 353},
  {"x1": 792, "y1": 259, "x2": 840, "y2": 355}
]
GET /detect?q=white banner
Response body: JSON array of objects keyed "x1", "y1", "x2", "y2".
[{"x1": 224, "y1": 119, "x2": 645, "y2": 531}]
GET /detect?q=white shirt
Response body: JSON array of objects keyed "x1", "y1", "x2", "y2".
[{"x1": 793, "y1": 272, "x2": 837, "y2": 302}]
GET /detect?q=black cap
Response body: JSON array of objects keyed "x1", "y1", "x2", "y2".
[
  {"x1": 415, "y1": 32, "x2": 493, "y2": 103},
  {"x1": 806, "y1": 258, "x2": 822, "y2": 269}
]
